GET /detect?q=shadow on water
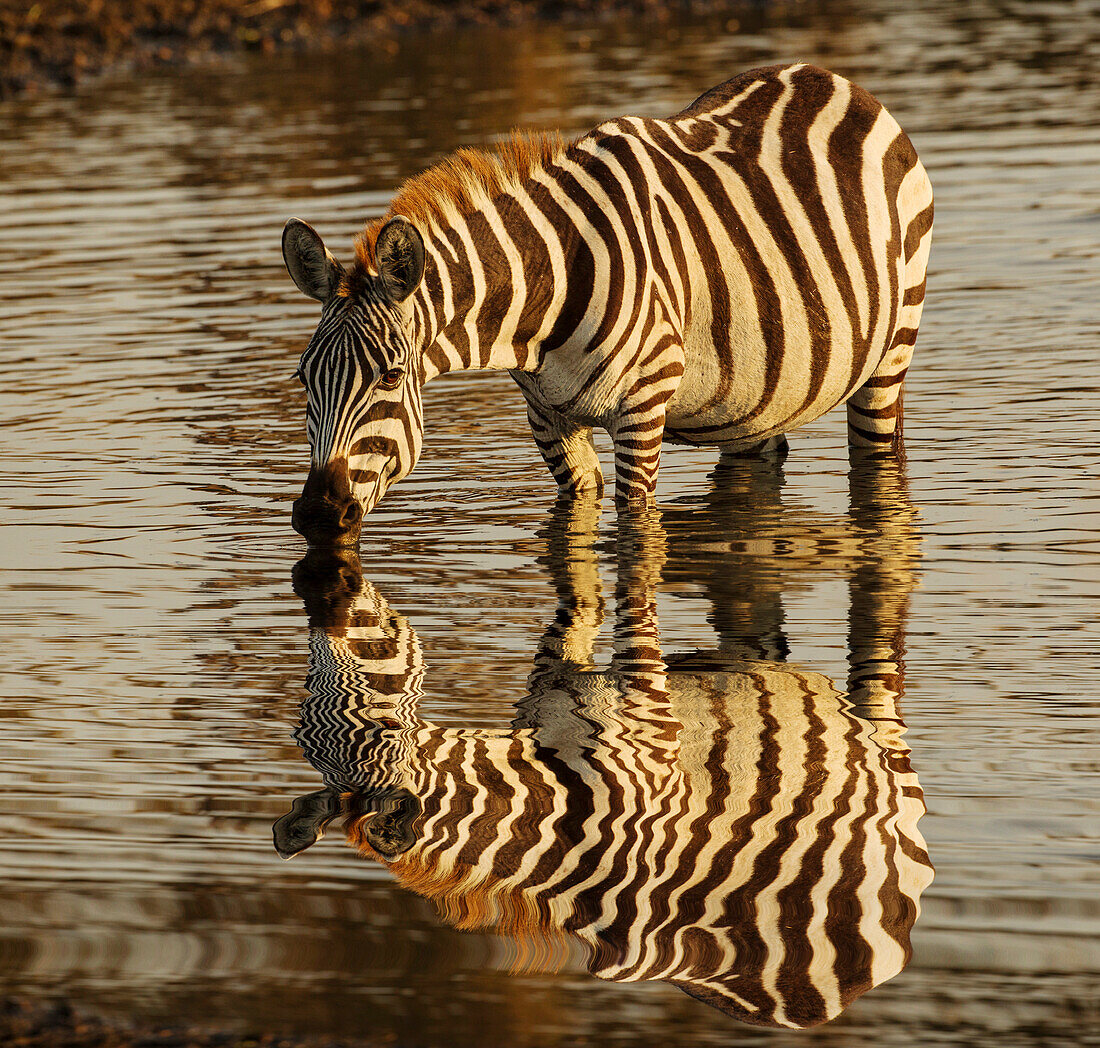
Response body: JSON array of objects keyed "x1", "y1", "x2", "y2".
[{"x1": 281, "y1": 459, "x2": 932, "y2": 1030}]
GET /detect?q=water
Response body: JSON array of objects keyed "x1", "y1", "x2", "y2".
[{"x1": 1, "y1": 0, "x2": 1098, "y2": 1043}]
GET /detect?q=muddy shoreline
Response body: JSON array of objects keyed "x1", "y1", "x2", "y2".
[{"x1": 0, "y1": 0, "x2": 752, "y2": 100}]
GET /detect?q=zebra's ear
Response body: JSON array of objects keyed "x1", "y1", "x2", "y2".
[
  {"x1": 273, "y1": 788, "x2": 341, "y2": 859},
  {"x1": 283, "y1": 219, "x2": 345, "y2": 302},
  {"x1": 375, "y1": 216, "x2": 425, "y2": 305}
]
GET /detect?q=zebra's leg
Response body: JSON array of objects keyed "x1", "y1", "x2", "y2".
[
  {"x1": 606, "y1": 322, "x2": 683, "y2": 506},
  {"x1": 846, "y1": 350, "x2": 912, "y2": 457},
  {"x1": 526, "y1": 400, "x2": 604, "y2": 498},
  {"x1": 848, "y1": 244, "x2": 928, "y2": 458},
  {"x1": 609, "y1": 393, "x2": 673, "y2": 507}
]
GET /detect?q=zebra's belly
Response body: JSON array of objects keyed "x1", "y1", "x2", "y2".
[{"x1": 664, "y1": 324, "x2": 879, "y2": 447}]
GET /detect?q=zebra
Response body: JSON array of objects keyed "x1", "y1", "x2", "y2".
[
  {"x1": 276, "y1": 462, "x2": 933, "y2": 1028},
  {"x1": 282, "y1": 63, "x2": 934, "y2": 545}
]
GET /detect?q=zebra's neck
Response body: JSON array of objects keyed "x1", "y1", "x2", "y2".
[{"x1": 407, "y1": 177, "x2": 580, "y2": 383}]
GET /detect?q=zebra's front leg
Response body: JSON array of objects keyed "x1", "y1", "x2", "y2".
[
  {"x1": 526, "y1": 400, "x2": 604, "y2": 498},
  {"x1": 609, "y1": 397, "x2": 669, "y2": 507}
]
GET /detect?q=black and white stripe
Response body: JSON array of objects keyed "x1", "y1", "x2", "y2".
[
  {"x1": 295, "y1": 295, "x2": 424, "y2": 512},
  {"x1": 283, "y1": 63, "x2": 933, "y2": 532}
]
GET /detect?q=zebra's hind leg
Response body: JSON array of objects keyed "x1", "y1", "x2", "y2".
[
  {"x1": 526, "y1": 400, "x2": 604, "y2": 498},
  {"x1": 846, "y1": 340, "x2": 914, "y2": 458},
  {"x1": 849, "y1": 153, "x2": 932, "y2": 458},
  {"x1": 848, "y1": 209, "x2": 928, "y2": 459}
]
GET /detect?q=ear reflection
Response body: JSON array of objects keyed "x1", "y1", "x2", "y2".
[{"x1": 279, "y1": 460, "x2": 932, "y2": 1029}]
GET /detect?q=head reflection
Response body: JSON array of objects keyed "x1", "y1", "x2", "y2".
[{"x1": 277, "y1": 461, "x2": 933, "y2": 1029}]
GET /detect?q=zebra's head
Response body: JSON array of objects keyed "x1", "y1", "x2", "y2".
[
  {"x1": 282, "y1": 217, "x2": 426, "y2": 546},
  {"x1": 275, "y1": 551, "x2": 427, "y2": 859}
]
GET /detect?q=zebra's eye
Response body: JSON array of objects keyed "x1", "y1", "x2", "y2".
[
  {"x1": 377, "y1": 368, "x2": 403, "y2": 391},
  {"x1": 293, "y1": 368, "x2": 306, "y2": 387}
]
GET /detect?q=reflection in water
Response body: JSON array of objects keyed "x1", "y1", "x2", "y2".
[{"x1": 278, "y1": 461, "x2": 932, "y2": 1029}]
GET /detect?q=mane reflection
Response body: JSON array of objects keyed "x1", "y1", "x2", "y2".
[{"x1": 276, "y1": 461, "x2": 933, "y2": 1029}]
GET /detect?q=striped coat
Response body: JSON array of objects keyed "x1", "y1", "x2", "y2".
[
  {"x1": 283, "y1": 63, "x2": 933, "y2": 545},
  {"x1": 277, "y1": 479, "x2": 932, "y2": 1027}
]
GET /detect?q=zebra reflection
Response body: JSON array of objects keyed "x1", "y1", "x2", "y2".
[{"x1": 277, "y1": 462, "x2": 932, "y2": 1029}]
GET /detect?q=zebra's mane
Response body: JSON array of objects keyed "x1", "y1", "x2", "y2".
[
  {"x1": 347, "y1": 818, "x2": 576, "y2": 970},
  {"x1": 353, "y1": 130, "x2": 570, "y2": 271}
]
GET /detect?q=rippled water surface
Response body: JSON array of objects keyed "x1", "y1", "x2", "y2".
[{"x1": 1, "y1": 0, "x2": 1098, "y2": 1044}]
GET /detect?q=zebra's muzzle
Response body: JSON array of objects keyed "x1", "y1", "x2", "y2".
[{"x1": 293, "y1": 459, "x2": 363, "y2": 547}]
